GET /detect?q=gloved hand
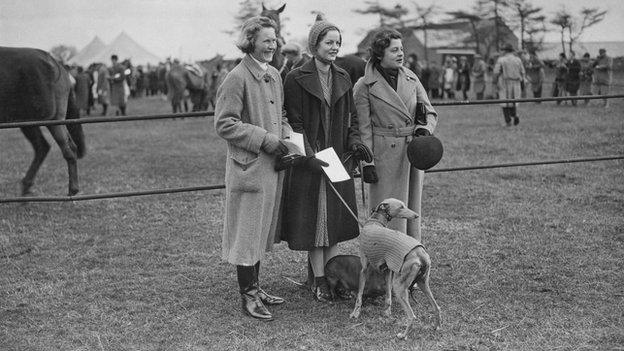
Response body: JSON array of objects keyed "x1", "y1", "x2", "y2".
[
  {"x1": 351, "y1": 143, "x2": 373, "y2": 163},
  {"x1": 304, "y1": 156, "x2": 329, "y2": 172},
  {"x1": 413, "y1": 128, "x2": 431, "y2": 137},
  {"x1": 261, "y1": 134, "x2": 289, "y2": 156},
  {"x1": 362, "y1": 165, "x2": 379, "y2": 184},
  {"x1": 274, "y1": 154, "x2": 306, "y2": 171}
]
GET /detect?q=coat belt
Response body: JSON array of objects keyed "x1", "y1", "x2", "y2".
[{"x1": 372, "y1": 125, "x2": 415, "y2": 137}]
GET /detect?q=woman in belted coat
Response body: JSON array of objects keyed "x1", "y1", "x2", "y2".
[
  {"x1": 353, "y1": 28, "x2": 438, "y2": 242},
  {"x1": 280, "y1": 18, "x2": 371, "y2": 302}
]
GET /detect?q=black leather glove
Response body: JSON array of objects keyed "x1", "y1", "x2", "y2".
[
  {"x1": 261, "y1": 134, "x2": 289, "y2": 156},
  {"x1": 413, "y1": 128, "x2": 431, "y2": 137},
  {"x1": 351, "y1": 143, "x2": 373, "y2": 163},
  {"x1": 274, "y1": 154, "x2": 305, "y2": 171},
  {"x1": 304, "y1": 156, "x2": 329, "y2": 172},
  {"x1": 362, "y1": 165, "x2": 379, "y2": 184}
]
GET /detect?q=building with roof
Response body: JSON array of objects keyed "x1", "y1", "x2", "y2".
[{"x1": 357, "y1": 19, "x2": 518, "y2": 65}]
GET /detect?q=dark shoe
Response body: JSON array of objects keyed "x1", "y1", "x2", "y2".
[
  {"x1": 257, "y1": 288, "x2": 285, "y2": 305},
  {"x1": 241, "y1": 289, "x2": 273, "y2": 321},
  {"x1": 513, "y1": 116, "x2": 519, "y2": 125},
  {"x1": 314, "y1": 277, "x2": 332, "y2": 303}
]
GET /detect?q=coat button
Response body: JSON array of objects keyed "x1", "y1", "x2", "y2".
[{"x1": 270, "y1": 100, "x2": 274, "y2": 104}]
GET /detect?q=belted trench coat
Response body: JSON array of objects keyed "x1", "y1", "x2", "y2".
[{"x1": 353, "y1": 62, "x2": 437, "y2": 238}]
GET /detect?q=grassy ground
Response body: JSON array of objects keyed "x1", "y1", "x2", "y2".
[{"x1": 1, "y1": 85, "x2": 623, "y2": 350}]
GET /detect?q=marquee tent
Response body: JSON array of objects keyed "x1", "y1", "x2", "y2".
[{"x1": 70, "y1": 32, "x2": 162, "y2": 66}]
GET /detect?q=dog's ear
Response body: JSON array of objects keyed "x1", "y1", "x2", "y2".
[{"x1": 374, "y1": 203, "x2": 389, "y2": 213}]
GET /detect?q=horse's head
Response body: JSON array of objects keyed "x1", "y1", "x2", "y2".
[
  {"x1": 260, "y1": 3, "x2": 285, "y2": 34},
  {"x1": 260, "y1": 3, "x2": 286, "y2": 71}
]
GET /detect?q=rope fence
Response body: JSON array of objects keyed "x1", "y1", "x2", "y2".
[
  {"x1": 1, "y1": 155, "x2": 621, "y2": 203},
  {"x1": 1, "y1": 94, "x2": 622, "y2": 129}
]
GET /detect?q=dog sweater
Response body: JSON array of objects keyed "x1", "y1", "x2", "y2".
[{"x1": 360, "y1": 224, "x2": 424, "y2": 274}]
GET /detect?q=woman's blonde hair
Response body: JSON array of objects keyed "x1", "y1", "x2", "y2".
[{"x1": 236, "y1": 16, "x2": 278, "y2": 54}]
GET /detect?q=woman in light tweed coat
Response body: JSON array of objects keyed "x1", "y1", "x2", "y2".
[{"x1": 214, "y1": 16, "x2": 292, "y2": 321}]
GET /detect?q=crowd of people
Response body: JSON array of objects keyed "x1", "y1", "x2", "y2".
[
  {"x1": 67, "y1": 56, "x2": 236, "y2": 117},
  {"x1": 404, "y1": 47, "x2": 613, "y2": 109}
]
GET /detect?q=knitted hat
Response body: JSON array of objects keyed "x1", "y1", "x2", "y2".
[
  {"x1": 502, "y1": 43, "x2": 514, "y2": 52},
  {"x1": 308, "y1": 15, "x2": 340, "y2": 54},
  {"x1": 407, "y1": 135, "x2": 443, "y2": 170}
]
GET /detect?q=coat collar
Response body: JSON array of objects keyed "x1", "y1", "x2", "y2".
[
  {"x1": 295, "y1": 57, "x2": 351, "y2": 106},
  {"x1": 362, "y1": 61, "x2": 416, "y2": 121},
  {"x1": 242, "y1": 54, "x2": 278, "y2": 83}
]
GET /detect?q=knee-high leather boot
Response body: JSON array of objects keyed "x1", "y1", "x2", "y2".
[
  {"x1": 254, "y1": 261, "x2": 285, "y2": 306},
  {"x1": 237, "y1": 265, "x2": 272, "y2": 320}
]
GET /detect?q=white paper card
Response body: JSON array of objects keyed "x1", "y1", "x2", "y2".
[
  {"x1": 315, "y1": 147, "x2": 350, "y2": 183},
  {"x1": 288, "y1": 132, "x2": 305, "y2": 155}
]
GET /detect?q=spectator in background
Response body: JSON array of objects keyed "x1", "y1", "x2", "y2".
[
  {"x1": 525, "y1": 50, "x2": 545, "y2": 102},
  {"x1": 553, "y1": 53, "x2": 568, "y2": 105},
  {"x1": 95, "y1": 63, "x2": 110, "y2": 115},
  {"x1": 74, "y1": 66, "x2": 92, "y2": 116},
  {"x1": 494, "y1": 43, "x2": 525, "y2": 126},
  {"x1": 406, "y1": 53, "x2": 422, "y2": 79},
  {"x1": 420, "y1": 61, "x2": 431, "y2": 94},
  {"x1": 565, "y1": 51, "x2": 581, "y2": 106},
  {"x1": 427, "y1": 61, "x2": 442, "y2": 99},
  {"x1": 280, "y1": 42, "x2": 309, "y2": 81},
  {"x1": 442, "y1": 57, "x2": 457, "y2": 99},
  {"x1": 579, "y1": 52, "x2": 594, "y2": 105},
  {"x1": 456, "y1": 56, "x2": 471, "y2": 100},
  {"x1": 593, "y1": 48, "x2": 613, "y2": 108},
  {"x1": 485, "y1": 57, "x2": 498, "y2": 99},
  {"x1": 109, "y1": 54, "x2": 128, "y2": 116},
  {"x1": 471, "y1": 54, "x2": 486, "y2": 100}
]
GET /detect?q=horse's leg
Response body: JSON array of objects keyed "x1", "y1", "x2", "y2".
[
  {"x1": 20, "y1": 127, "x2": 50, "y2": 196},
  {"x1": 46, "y1": 124, "x2": 80, "y2": 196}
]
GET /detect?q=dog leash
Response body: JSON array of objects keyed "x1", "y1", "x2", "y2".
[{"x1": 325, "y1": 176, "x2": 365, "y2": 228}]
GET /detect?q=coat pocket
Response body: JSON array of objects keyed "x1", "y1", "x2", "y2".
[
  {"x1": 227, "y1": 145, "x2": 262, "y2": 192},
  {"x1": 230, "y1": 145, "x2": 259, "y2": 171}
]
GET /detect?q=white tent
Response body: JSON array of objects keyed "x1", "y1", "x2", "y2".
[
  {"x1": 70, "y1": 32, "x2": 162, "y2": 66},
  {"x1": 70, "y1": 36, "x2": 106, "y2": 66}
]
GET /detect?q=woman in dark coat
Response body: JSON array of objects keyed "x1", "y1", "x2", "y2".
[{"x1": 280, "y1": 18, "x2": 372, "y2": 302}]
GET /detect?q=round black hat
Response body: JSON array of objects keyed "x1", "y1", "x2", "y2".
[{"x1": 407, "y1": 135, "x2": 443, "y2": 170}]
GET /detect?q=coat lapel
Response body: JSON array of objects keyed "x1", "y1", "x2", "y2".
[
  {"x1": 294, "y1": 59, "x2": 325, "y2": 105},
  {"x1": 364, "y1": 63, "x2": 412, "y2": 121},
  {"x1": 330, "y1": 65, "x2": 351, "y2": 106}
]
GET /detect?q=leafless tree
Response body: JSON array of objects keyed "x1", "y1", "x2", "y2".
[
  {"x1": 408, "y1": 3, "x2": 440, "y2": 61},
  {"x1": 447, "y1": 10, "x2": 482, "y2": 56},
  {"x1": 353, "y1": 1, "x2": 409, "y2": 28},
  {"x1": 510, "y1": 0, "x2": 545, "y2": 50},
  {"x1": 477, "y1": 0, "x2": 510, "y2": 52}
]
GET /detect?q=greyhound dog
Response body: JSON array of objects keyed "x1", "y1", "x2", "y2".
[{"x1": 349, "y1": 198, "x2": 441, "y2": 340}]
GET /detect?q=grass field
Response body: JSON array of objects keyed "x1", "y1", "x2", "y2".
[{"x1": 1, "y1": 83, "x2": 623, "y2": 350}]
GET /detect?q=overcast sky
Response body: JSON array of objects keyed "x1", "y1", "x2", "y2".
[{"x1": 1, "y1": 0, "x2": 622, "y2": 61}]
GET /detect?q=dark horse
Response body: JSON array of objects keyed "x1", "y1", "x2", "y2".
[
  {"x1": 165, "y1": 62, "x2": 210, "y2": 113},
  {"x1": 0, "y1": 47, "x2": 86, "y2": 196},
  {"x1": 260, "y1": 3, "x2": 286, "y2": 72}
]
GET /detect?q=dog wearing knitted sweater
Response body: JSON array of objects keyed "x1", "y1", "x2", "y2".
[{"x1": 349, "y1": 198, "x2": 441, "y2": 340}]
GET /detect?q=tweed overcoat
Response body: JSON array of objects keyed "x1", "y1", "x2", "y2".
[
  {"x1": 109, "y1": 62, "x2": 127, "y2": 106},
  {"x1": 353, "y1": 62, "x2": 437, "y2": 236},
  {"x1": 279, "y1": 58, "x2": 361, "y2": 251},
  {"x1": 214, "y1": 55, "x2": 292, "y2": 265}
]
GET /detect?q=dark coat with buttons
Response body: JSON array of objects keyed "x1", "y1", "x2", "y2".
[{"x1": 279, "y1": 58, "x2": 362, "y2": 251}]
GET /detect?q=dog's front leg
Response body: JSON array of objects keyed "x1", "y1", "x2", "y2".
[
  {"x1": 382, "y1": 270, "x2": 393, "y2": 317},
  {"x1": 349, "y1": 256, "x2": 368, "y2": 319}
]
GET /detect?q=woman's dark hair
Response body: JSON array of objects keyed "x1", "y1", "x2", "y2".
[{"x1": 369, "y1": 28, "x2": 402, "y2": 64}]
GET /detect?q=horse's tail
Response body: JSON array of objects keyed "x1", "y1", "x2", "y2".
[{"x1": 66, "y1": 89, "x2": 86, "y2": 159}]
